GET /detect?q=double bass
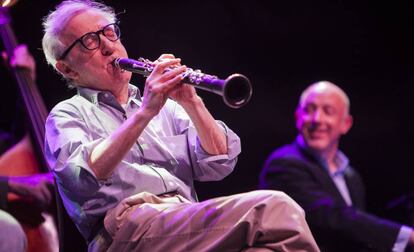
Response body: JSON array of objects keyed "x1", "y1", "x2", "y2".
[{"x1": 0, "y1": 1, "x2": 58, "y2": 252}]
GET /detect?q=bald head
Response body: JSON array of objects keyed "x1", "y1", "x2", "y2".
[
  {"x1": 299, "y1": 81, "x2": 350, "y2": 115},
  {"x1": 295, "y1": 81, "x2": 353, "y2": 157}
]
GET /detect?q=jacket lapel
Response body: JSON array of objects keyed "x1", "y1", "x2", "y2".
[{"x1": 295, "y1": 142, "x2": 349, "y2": 206}]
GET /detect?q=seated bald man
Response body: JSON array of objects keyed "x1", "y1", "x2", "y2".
[{"x1": 260, "y1": 81, "x2": 414, "y2": 252}]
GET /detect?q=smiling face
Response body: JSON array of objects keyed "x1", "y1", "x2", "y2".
[
  {"x1": 55, "y1": 10, "x2": 131, "y2": 95},
  {"x1": 295, "y1": 82, "x2": 353, "y2": 155}
]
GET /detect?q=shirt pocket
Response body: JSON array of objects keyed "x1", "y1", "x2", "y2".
[{"x1": 140, "y1": 134, "x2": 192, "y2": 177}]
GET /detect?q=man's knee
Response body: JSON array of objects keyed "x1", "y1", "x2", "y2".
[
  {"x1": 252, "y1": 190, "x2": 305, "y2": 215},
  {"x1": 240, "y1": 191, "x2": 319, "y2": 251},
  {"x1": 0, "y1": 210, "x2": 27, "y2": 252}
]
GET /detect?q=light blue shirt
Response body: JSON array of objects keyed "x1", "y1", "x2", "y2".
[
  {"x1": 44, "y1": 84, "x2": 241, "y2": 240},
  {"x1": 297, "y1": 135, "x2": 412, "y2": 252},
  {"x1": 321, "y1": 150, "x2": 353, "y2": 207}
]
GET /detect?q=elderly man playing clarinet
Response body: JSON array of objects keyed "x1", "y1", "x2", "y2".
[{"x1": 41, "y1": 1, "x2": 319, "y2": 251}]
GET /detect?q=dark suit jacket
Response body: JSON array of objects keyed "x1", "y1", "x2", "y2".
[{"x1": 259, "y1": 141, "x2": 402, "y2": 252}]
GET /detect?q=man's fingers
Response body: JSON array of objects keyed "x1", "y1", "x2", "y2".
[
  {"x1": 33, "y1": 182, "x2": 52, "y2": 209},
  {"x1": 156, "y1": 54, "x2": 175, "y2": 61},
  {"x1": 158, "y1": 65, "x2": 186, "y2": 82},
  {"x1": 156, "y1": 55, "x2": 182, "y2": 68},
  {"x1": 1, "y1": 51, "x2": 8, "y2": 63},
  {"x1": 41, "y1": 185, "x2": 52, "y2": 206},
  {"x1": 152, "y1": 58, "x2": 181, "y2": 75},
  {"x1": 151, "y1": 73, "x2": 184, "y2": 94}
]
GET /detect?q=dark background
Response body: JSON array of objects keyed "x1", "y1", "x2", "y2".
[{"x1": 1, "y1": 0, "x2": 413, "y2": 233}]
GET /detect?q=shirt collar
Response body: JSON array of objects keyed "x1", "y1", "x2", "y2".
[
  {"x1": 296, "y1": 135, "x2": 349, "y2": 176},
  {"x1": 77, "y1": 84, "x2": 142, "y2": 106},
  {"x1": 331, "y1": 151, "x2": 349, "y2": 176}
]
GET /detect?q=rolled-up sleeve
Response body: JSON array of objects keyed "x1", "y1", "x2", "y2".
[
  {"x1": 192, "y1": 121, "x2": 241, "y2": 181},
  {"x1": 169, "y1": 101, "x2": 241, "y2": 181}
]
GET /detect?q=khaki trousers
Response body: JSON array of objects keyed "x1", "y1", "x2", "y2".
[{"x1": 91, "y1": 190, "x2": 319, "y2": 252}]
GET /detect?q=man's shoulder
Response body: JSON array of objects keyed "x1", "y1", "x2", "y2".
[
  {"x1": 259, "y1": 142, "x2": 316, "y2": 189},
  {"x1": 262, "y1": 141, "x2": 315, "y2": 174},
  {"x1": 49, "y1": 95, "x2": 89, "y2": 114},
  {"x1": 46, "y1": 95, "x2": 94, "y2": 125},
  {"x1": 267, "y1": 142, "x2": 304, "y2": 162}
]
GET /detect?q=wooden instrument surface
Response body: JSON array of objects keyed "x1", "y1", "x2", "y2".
[{"x1": 0, "y1": 6, "x2": 58, "y2": 252}]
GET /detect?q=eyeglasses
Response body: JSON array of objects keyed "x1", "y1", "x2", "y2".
[{"x1": 58, "y1": 22, "x2": 121, "y2": 60}]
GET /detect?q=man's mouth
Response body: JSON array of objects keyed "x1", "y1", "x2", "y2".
[
  {"x1": 108, "y1": 59, "x2": 125, "y2": 73},
  {"x1": 308, "y1": 128, "x2": 328, "y2": 138}
]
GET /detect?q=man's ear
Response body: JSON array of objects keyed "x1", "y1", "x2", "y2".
[
  {"x1": 56, "y1": 60, "x2": 78, "y2": 81},
  {"x1": 294, "y1": 109, "x2": 301, "y2": 130},
  {"x1": 341, "y1": 114, "x2": 353, "y2": 134}
]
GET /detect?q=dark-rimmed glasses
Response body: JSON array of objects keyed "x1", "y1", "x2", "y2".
[{"x1": 58, "y1": 22, "x2": 121, "y2": 60}]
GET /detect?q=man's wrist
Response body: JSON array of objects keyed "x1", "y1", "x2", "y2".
[
  {"x1": 180, "y1": 95, "x2": 204, "y2": 112},
  {"x1": 8, "y1": 177, "x2": 23, "y2": 195}
]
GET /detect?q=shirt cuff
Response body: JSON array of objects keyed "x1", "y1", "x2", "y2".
[
  {"x1": 194, "y1": 121, "x2": 241, "y2": 161},
  {"x1": 392, "y1": 225, "x2": 412, "y2": 252}
]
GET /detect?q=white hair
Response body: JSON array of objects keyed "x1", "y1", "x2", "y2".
[
  {"x1": 42, "y1": 0, "x2": 116, "y2": 69},
  {"x1": 298, "y1": 81, "x2": 351, "y2": 114}
]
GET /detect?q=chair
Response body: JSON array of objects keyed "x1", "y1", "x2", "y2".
[{"x1": 54, "y1": 187, "x2": 87, "y2": 252}]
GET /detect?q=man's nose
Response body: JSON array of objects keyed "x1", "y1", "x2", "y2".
[
  {"x1": 311, "y1": 109, "x2": 323, "y2": 122},
  {"x1": 100, "y1": 34, "x2": 115, "y2": 56}
]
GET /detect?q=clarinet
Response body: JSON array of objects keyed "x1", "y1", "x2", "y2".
[{"x1": 113, "y1": 57, "x2": 252, "y2": 108}]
